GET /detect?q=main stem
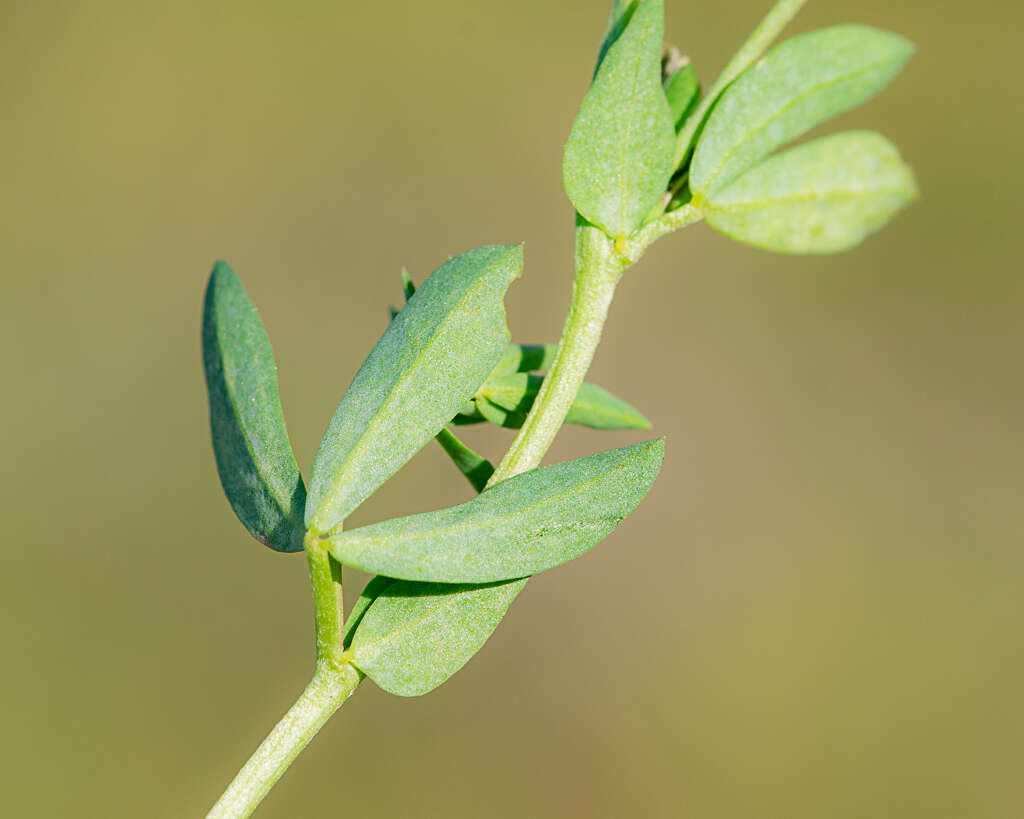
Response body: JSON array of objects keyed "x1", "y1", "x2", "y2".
[
  {"x1": 205, "y1": 662, "x2": 360, "y2": 819},
  {"x1": 489, "y1": 223, "x2": 625, "y2": 483},
  {"x1": 206, "y1": 537, "x2": 354, "y2": 819}
]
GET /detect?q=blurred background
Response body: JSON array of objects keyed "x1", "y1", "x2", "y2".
[{"x1": 2, "y1": 0, "x2": 1021, "y2": 816}]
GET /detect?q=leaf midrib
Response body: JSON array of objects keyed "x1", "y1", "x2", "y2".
[
  {"x1": 710, "y1": 184, "x2": 912, "y2": 213},
  {"x1": 333, "y1": 449, "x2": 643, "y2": 560}
]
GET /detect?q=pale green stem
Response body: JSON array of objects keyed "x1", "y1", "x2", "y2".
[
  {"x1": 489, "y1": 223, "x2": 625, "y2": 483},
  {"x1": 490, "y1": 206, "x2": 703, "y2": 483},
  {"x1": 206, "y1": 535, "x2": 356, "y2": 818},
  {"x1": 205, "y1": 662, "x2": 361, "y2": 819},
  {"x1": 305, "y1": 532, "x2": 346, "y2": 669},
  {"x1": 672, "y1": 0, "x2": 807, "y2": 170}
]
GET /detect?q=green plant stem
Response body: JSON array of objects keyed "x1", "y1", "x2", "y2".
[
  {"x1": 489, "y1": 223, "x2": 625, "y2": 483},
  {"x1": 205, "y1": 661, "x2": 361, "y2": 819},
  {"x1": 672, "y1": 0, "x2": 807, "y2": 170},
  {"x1": 207, "y1": 536, "x2": 357, "y2": 818},
  {"x1": 490, "y1": 206, "x2": 702, "y2": 483},
  {"x1": 305, "y1": 532, "x2": 346, "y2": 668}
]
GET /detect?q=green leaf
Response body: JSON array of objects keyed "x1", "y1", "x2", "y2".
[
  {"x1": 491, "y1": 343, "x2": 558, "y2": 376},
  {"x1": 327, "y1": 440, "x2": 664, "y2": 583},
  {"x1": 704, "y1": 131, "x2": 917, "y2": 254},
  {"x1": 435, "y1": 428, "x2": 495, "y2": 493},
  {"x1": 662, "y1": 49, "x2": 699, "y2": 130},
  {"x1": 450, "y1": 402, "x2": 487, "y2": 425},
  {"x1": 350, "y1": 578, "x2": 527, "y2": 697},
  {"x1": 342, "y1": 575, "x2": 395, "y2": 649},
  {"x1": 400, "y1": 268, "x2": 415, "y2": 301},
  {"x1": 201, "y1": 261, "x2": 306, "y2": 552},
  {"x1": 563, "y1": 0, "x2": 676, "y2": 237},
  {"x1": 690, "y1": 25, "x2": 914, "y2": 199},
  {"x1": 481, "y1": 374, "x2": 651, "y2": 430},
  {"x1": 594, "y1": 0, "x2": 636, "y2": 76},
  {"x1": 306, "y1": 245, "x2": 521, "y2": 534}
]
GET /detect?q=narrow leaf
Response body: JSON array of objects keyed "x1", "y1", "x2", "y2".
[
  {"x1": 350, "y1": 578, "x2": 527, "y2": 697},
  {"x1": 400, "y1": 268, "x2": 415, "y2": 300},
  {"x1": 563, "y1": 0, "x2": 676, "y2": 237},
  {"x1": 328, "y1": 440, "x2": 665, "y2": 583},
  {"x1": 481, "y1": 374, "x2": 651, "y2": 430},
  {"x1": 690, "y1": 24, "x2": 914, "y2": 199},
  {"x1": 435, "y1": 428, "x2": 495, "y2": 493},
  {"x1": 201, "y1": 261, "x2": 306, "y2": 552},
  {"x1": 306, "y1": 245, "x2": 521, "y2": 534},
  {"x1": 342, "y1": 575, "x2": 395, "y2": 649},
  {"x1": 704, "y1": 130, "x2": 917, "y2": 254},
  {"x1": 662, "y1": 49, "x2": 699, "y2": 130}
]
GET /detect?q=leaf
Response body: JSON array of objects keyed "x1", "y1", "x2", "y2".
[
  {"x1": 306, "y1": 245, "x2": 521, "y2": 534},
  {"x1": 704, "y1": 130, "x2": 917, "y2": 254},
  {"x1": 435, "y1": 428, "x2": 495, "y2": 492},
  {"x1": 350, "y1": 578, "x2": 527, "y2": 696},
  {"x1": 563, "y1": 0, "x2": 676, "y2": 237},
  {"x1": 327, "y1": 440, "x2": 665, "y2": 583},
  {"x1": 201, "y1": 261, "x2": 306, "y2": 552},
  {"x1": 400, "y1": 268, "x2": 415, "y2": 300},
  {"x1": 481, "y1": 374, "x2": 651, "y2": 430},
  {"x1": 342, "y1": 575, "x2": 395, "y2": 649},
  {"x1": 594, "y1": 0, "x2": 636, "y2": 76},
  {"x1": 491, "y1": 343, "x2": 558, "y2": 376},
  {"x1": 690, "y1": 25, "x2": 914, "y2": 199},
  {"x1": 662, "y1": 49, "x2": 699, "y2": 129}
]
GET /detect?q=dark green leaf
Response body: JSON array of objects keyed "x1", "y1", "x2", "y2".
[
  {"x1": 342, "y1": 575, "x2": 395, "y2": 649},
  {"x1": 201, "y1": 261, "x2": 305, "y2": 552},
  {"x1": 481, "y1": 373, "x2": 651, "y2": 430},
  {"x1": 491, "y1": 343, "x2": 558, "y2": 376},
  {"x1": 451, "y1": 402, "x2": 487, "y2": 425},
  {"x1": 435, "y1": 428, "x2": 495, "y2": 493},
  {"x1": 350, "y1": 578, "x2": 527, "y2": 696},
  {"x1": 563, "y1": 0, "x2": 676, "y2": 237},
  {"x1": 690, "y1": 25, "x2": 914, "y2": 199},
  {"x1": 662, "y1": 48, "x2": 699, "y2": 129},
  {"x1": 704, "y1": 130, "x2": 917, "y2": 254},
  {"x1": 328, "y1": 440, "x2": 664, "y2": 583},
  {"x1": 400, "y1": 268, "x2": 415, "y2": 301},
  {"x1": 306, "y1": 245, "x2": 521, "y2": 534}
]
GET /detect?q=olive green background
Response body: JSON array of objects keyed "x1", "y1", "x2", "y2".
[{"x1": 2, "y1": 1, "x2": 1021, "y2": 816}]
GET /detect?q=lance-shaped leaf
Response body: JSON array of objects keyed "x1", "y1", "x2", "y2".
[
  {"x1": 201, "y1": 261, "x2": 306, "y2": 552},
  {"x1": 690, "y1": 25, "x2": 914, "y2": 200},
  {"x1": 563, "y1": 0, "x2": 676, "y2": 237},
  {"x1": 480, "y1": 374, "x2": 651, "y2": 430},
  {"x1": 306, "y1": 245, "x2": 521, "y2": 534},
  {"x1": 705, "y1": 131, "x2": 917, "y2": 254},
  {"x1": 662, "y1": 48, "x2": 699, "y2": 130},
  {"x1": 350, "y1": 578, "x2": 527, "y2": 697},
  {"x1": 327, "y1": 439, "x2": 664, "y2": 583}
]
